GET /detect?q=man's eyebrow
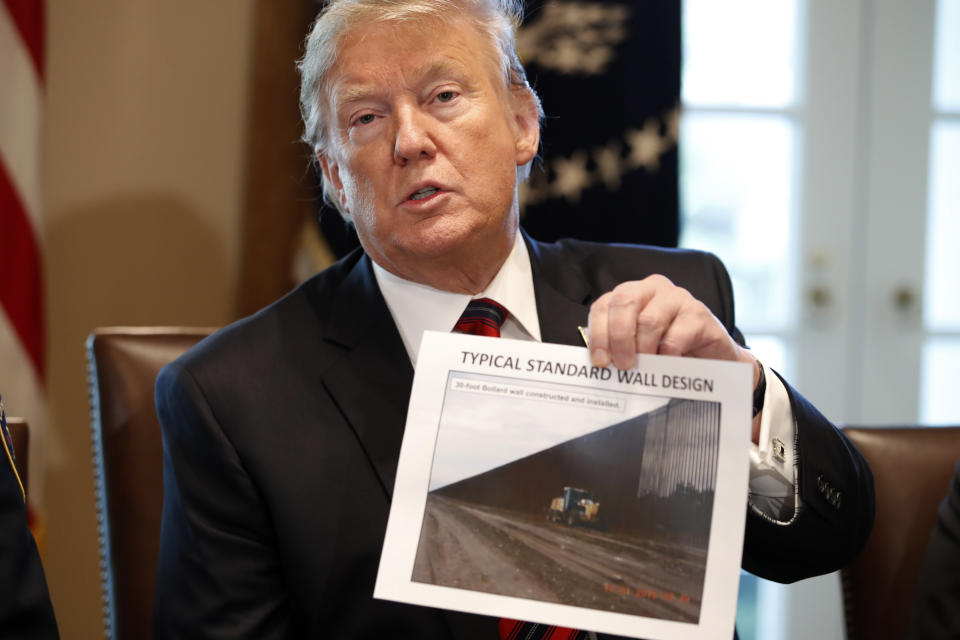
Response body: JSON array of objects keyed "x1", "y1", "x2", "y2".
[{"x1": 332, "y1": 83, "x2": 383, "y2": 113}]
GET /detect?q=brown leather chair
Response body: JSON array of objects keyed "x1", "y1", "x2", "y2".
[
  {"x1": 841, "y1": 425, "x2": 960, "y2": 640},
  {"x1": 6, "y1": 417, "x2": 29, "y2": 496},
  {"x1": 87, "y1": 327, "x2": 213, "y2": 640}
]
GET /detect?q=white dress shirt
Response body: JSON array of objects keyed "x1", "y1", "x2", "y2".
[{"x1": 372, "y1": 235, "x2": 800, "y2": 522}]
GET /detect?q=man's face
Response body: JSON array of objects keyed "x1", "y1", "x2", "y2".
[{"x1": 318, "y1": 17, "x2": 539, "y2": 290}]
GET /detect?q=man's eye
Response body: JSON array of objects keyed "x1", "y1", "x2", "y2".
[
  {"x1": 354, "y1": 113, "x2": 376, "y2": 125},
  {"x1": 436, "y1": 91, "x2": 456, "y2": 103}
]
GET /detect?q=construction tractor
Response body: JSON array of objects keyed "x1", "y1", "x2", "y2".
[{"x1": 548, "y1": 486, "x2": 601, "y2": 527}]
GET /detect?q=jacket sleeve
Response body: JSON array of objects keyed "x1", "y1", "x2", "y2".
[
  {"x1": 153, "y1": 362, "x2": 292, "y2": 639},
  {"x1": 741, "y1": 371, "x2": 875, "y2": 582}
]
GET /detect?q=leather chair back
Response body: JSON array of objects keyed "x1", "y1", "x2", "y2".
[
  {"x1": 87, "y1": 328, "x2": 213, "y2": 640},
  {"x1": 6, "y1": 417, "x2": 29, "y2": 496},
  {"x1": 841, "y1": 425, "x2": 960, "y2": 640}
]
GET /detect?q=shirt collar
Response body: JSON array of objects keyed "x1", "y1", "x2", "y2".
[{"x1": 371, "y1": 234, "x2": 540, "y2": 364}]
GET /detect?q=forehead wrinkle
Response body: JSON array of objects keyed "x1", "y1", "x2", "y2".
[{"x1": 412, "y1": 56, "x2": 474, "y2": 84}]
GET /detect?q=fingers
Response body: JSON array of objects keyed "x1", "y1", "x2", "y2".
[
  {"x1": 589, "y1": 276, "x2": 679, "y2": 368},
  {"x1": 588, "y1": 276, "x2": 740, "y2": 369},
  {"x1": 659, "y1": 300, "x2": 723, "y2": 357},
  {"x1": 588, "y1": 286, "x2": 641, "y2": 368}
]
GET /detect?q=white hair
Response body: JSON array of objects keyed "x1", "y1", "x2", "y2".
[{"x1": 297, "y1": 0, "x2": 543, "y2": 220}]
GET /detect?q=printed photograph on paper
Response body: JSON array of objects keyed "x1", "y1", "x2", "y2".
[{"x1": 411, "y1": 370, "x2": 721, "y2": 623}]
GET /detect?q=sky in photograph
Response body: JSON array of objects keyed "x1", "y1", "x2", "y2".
[{"x1": 428, "y1": 371, "x2": 669, "y2": 490}]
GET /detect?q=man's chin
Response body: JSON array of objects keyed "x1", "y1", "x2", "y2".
[
  {"x1": 396, "y1": 235, "x2": 479, "y2": 263},
  {"x1": 400, "y1": 216, "x2": 496, "y2": 258},
  {"x1": 376, "y1": 227, "x2": 510, "y2": 286}
]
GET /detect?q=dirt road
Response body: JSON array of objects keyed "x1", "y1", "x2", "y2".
[{"x1": 412, "y1": 495, "x2": 706, "y2": 622}]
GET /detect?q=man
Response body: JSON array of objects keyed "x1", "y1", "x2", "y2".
[
  {"x1": 0, "y1": 395, "x2": 59, "y2": 639},
  {"x1": 153, "y1": 1, "x2": 875, "y2": 637}
]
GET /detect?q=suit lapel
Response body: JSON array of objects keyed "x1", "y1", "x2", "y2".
[
  {"x1": 524, "y1": 233, "x2": 594, "y2": 348},
  {"x1": 319, "y1": 253, "x2": 413, "y2": 499}
]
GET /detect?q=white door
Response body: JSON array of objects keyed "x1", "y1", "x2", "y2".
[{"x1": 681, "y1": 0, "x2": 960, "y2": 638}]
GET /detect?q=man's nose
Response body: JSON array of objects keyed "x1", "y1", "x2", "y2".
[{"x1": 393, "y1": 106, "x2": 437, "y2": 164}]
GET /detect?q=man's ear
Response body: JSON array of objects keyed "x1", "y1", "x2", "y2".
[
  {"x1": 318, "y1": 152, "x2": 349, "y2": 213},
  {"x1": 512, "y1": 90, "x2": 541, "y2": 166}
]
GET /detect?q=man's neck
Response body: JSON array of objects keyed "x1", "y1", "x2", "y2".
[
  {"x1": 368, "y1": 230, "x2": 516, "y2": 294},
  {"x1": 371, "y1": 233, "x2": 541, "y2": 363}
]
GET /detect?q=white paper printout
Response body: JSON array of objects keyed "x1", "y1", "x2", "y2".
[{"x1": 376, "y1": 332, "x2": 752, "y2": 640}]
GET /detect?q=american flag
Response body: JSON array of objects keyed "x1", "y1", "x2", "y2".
[{"x1": 1, "y1": 0, "x2": 47, "y2": 509}]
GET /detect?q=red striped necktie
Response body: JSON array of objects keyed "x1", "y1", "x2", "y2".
[
  {"x1": 453, "y1": 299, "x2": 588, "y2": 640},
  {"x1": 498, "y1": 619, "x2": 587, "y2": 640},
  {"x1": 454, "y1": 298, "x2": 508, "y2": 337}
]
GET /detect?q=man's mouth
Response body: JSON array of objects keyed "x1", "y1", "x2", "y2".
[{"x1": 409, "y1": 186, "x2": 439, "y2": 201}]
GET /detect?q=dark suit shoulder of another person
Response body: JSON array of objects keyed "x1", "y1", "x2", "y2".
[
  {"x1": 910, "y1": 460, "x2": 960, "y2": 639},
  {"x1": 0, "y1": 439, "x2": 59, "y2": 639}
]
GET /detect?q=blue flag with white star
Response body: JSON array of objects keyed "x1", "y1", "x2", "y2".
[{"x1": 519, "y1": 0, "x2": 680, "y2": 247}]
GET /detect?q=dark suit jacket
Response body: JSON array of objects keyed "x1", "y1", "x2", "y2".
[
  {"x1": 909, "y1": 460, "x2": 960, "y2": 639},
  {"x1": 154, "y1": 236, "x2": 874, "y2": 639}
]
